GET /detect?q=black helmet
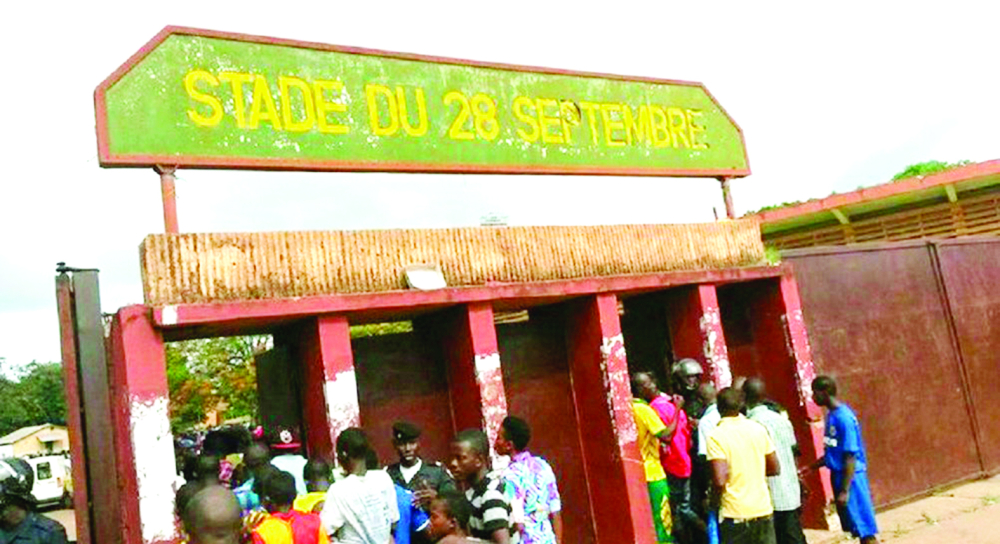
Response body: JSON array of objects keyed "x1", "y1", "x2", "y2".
[
  {"x1": 672, "y1": 358, "x2": 704, "y2": 378},
  {"x1": 0, "y1": 458, "x2": 36, "y2": 507}
]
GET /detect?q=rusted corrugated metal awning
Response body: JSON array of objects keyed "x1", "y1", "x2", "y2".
[{"x1": 140, "y1": 221, "x2": 764, "y2": 306}]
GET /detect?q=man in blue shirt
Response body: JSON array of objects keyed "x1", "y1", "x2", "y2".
[
  {"x1": 805, "y1": 376, "x2": 880, "y2": 544},
  {"x1": 0, "y1": 458, "x2": 68, "y2": 544}
]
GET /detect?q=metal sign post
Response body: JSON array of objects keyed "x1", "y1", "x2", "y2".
[{"x1": 153, "y1": 166, "x2": 178, "y2": 233}]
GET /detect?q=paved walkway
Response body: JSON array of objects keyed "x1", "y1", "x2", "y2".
[{"x1": 806, "y1": 475, "x2": 1000, "y2": 543}]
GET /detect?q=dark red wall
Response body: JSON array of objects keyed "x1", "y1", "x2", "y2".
[
  {"x1": 787, "y1": 243, "x2": 984, "y2": 506},
  {"x1": 718, "y1": 280, "x2": 804, "y2": 417},
  {"x1": 352, "y1": 332, "x2": 455, "y2": 467},
  {"x1": 935, "y1": 240, "x2": 1000, "y2": 472},
  {"x1": 497, "y1": 312, "x2": 597, "y2": 544},
  {"x1": 621, "y1": 294, "x2": 673, "y2": 389}
]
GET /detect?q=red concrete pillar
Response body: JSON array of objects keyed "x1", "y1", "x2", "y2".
[
  {"x1": 439, "y1": 302, "x2": 509, "y2": 457},
  {"x1": 298, "y1": 315, "x2": 360, "y2": 459},
  {"x1": 106, "y1": 306, "x2": 177, "y2": 544},
  {"x1": 778, "y1": 274, "x2": 833, "y2": 522},
  {"x1": 565, "y1": 294, "x2": 656, "y2": 544},
  {"x1": 667, "y1": 284, "x2": 733, "y2": 388},
  {"x1": 779, "y1": 275, "x2": 821, "y2": 419}
]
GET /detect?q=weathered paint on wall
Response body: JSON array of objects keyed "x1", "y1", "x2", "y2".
[
  {"x1": 698, "y1": 305, "x2": 733, "y2": 388},
  {"x1": 565, "y1": 294, "x2": 656, "y2": 544},
  {"x1": 786, "y1": 311, "x2": 816, "y2": 406},
  {"x1": 325, "y1": 370, "x2": 361, "y2": 441},
  {"x1": 474, "y1": 352, "x2": 508, "y2": 460},
  {"x1": 600, "y1": 334, "x2": 637, "y2": 448},
  {"x1": 129, "y1": 396, "x2": 177, "y2": 543}
]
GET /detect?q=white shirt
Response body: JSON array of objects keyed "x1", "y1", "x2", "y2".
[
  {"x1": 748, "y1": 405, "x2": 801, "y2": 511},
  {"x1": 271, "y1": 454, "x2": 309, "y2": 495},
  {"x1": 698, "y1": 403, "x2": 722, "y2": 457},
  {"x1": 321, "y1": 469, "x2": 400, "y2": 544},
  {"x1": 400, "y1": 459, "x2": 422, "y2": 484}
]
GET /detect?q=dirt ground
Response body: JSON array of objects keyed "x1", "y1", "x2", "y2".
[{"x1": 806, "y1": 475, "x2": 1000, "y2": 543}]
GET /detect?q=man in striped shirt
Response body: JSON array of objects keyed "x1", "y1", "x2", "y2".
[
  {"x1": 743, "y1": 378, "x2": 806, "y2": 544},
  {"x1": 448, "y1": 429, "x2": 513, "y2": 544}
]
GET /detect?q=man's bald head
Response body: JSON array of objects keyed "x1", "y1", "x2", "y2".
[
  {"x1": 743, "y1": 377, "x2": 767, "y2": 406},
  {"x1": 698, "y1": 382, "x2": 718, "y2": 405},
  {"x1": 182, "y1": 485, "x2": 241, "y2": 544}
]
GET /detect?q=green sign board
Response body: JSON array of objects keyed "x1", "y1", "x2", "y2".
[{"x1": 97, "y1": 27, "x2": 750, "y2": 177}]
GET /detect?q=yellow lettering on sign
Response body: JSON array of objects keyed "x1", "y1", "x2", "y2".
[
  {"x1": 579, "y1": 102, "x2": 601, "y2": 145},
  {"x1": 513, "y1": 96, "x2": 539, "y2": 143},
  {"x1": 313, "y1": 80, "x2": 349, "y2": 135},
  {"x1": 443, "y1": 91, "x2": 474, "y2": 140},
  {"x1": 396, "y1": 87, "x2": 429, "y2": 137},
  {"x1": 600, "y1": 104, "x2": 626, "y2": 147},
  {"x1": 649, "y1": 105, "x2": 671, "y2": 148},
  {"x1": 687, "y1": 109, "x2": 708, "y2": 149},
  {"x1": 667, "y1": 107, "x2": 690, "y2": 149},
  {"x1": 248, "y1": 75, "x2": 282, "y2": 130},
  {"x1": 560, "y1": 101, "x2": 581, "y2": 144},
  {"x1": 471, "y1": 93, "x2": 500, "y2": 141},
  {"x1": 218, "y1": 72, "x2": 254, "y2": 129},
  {"x1": 623, "y1": 104, "x2": 649, "y2": 146},
  {"x1": 536, "y1": 98, "x2": 563, "y2": 144},
  {"x1": 367, "y1": 84, "x2": 399, "y2": 136},
  {"x1": 278, "y1": 76, "x2": 316, "y2": 132},
  {"x1": 183, "y1": 70, "x2": 223, "y2": 127}
]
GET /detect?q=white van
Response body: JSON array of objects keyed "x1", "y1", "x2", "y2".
[{"x1": 25, "y1": 455, "x2": 70, "y2": 508}]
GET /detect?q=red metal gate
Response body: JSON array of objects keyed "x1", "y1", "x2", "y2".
[
  {"x1": 785, "y1": 238, "x2": 1000, "y2": 507},
  {"x1": 935, "y1": 239, "x2": 1000, "y2": 473}
]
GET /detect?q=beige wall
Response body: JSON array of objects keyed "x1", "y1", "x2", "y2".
[{"x1": 8, "y1": 427, "x2": 69, "y2": 457}]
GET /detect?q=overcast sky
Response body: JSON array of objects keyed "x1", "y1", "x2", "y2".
[{"x1": 0, "y1": 1, "x2": 996, "y2": 370}]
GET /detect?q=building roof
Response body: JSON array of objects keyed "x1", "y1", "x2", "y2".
[
  {"x1": 0, "y1": 424, "x2": 56, "y2": 446},
  {"x1": 747, "y1": 159, "x2": 1000, "y2": 235}
]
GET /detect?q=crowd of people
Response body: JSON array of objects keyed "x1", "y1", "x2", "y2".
[
  {"x1": 167, "y1": 365, "x2": 877, "y2": 544},
  {"x1": 173, "y1": 415, "x2": 563, "y2": 544},
  {"x1": 0, "y1": 362, "x2": 877, "y2": 544},
  {"x1": 631, "y1": 360, "x2": 880, "y2": 544}
]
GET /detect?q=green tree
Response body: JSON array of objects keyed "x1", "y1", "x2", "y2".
[
  {"x1": 17, "y1": 362, "x2": 66, "y2": 426},
  {"x1": 0, "y1": 361, "x2": 66, "y2": 437},
  {"x1": 165, "y1": 336, "x2": 269, "y2": 433}
]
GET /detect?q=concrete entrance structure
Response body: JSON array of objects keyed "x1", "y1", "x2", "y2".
[{"x1": 60, "y1": 255, "x2": 827, "y2": 544}]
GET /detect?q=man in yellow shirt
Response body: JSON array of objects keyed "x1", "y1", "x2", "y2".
[
  {"x1": 631, "y1": 374, "x2": 674, "y2": 543},
  {"x1": 707, "y1": 387, "x2": 781, "y2": 544}
]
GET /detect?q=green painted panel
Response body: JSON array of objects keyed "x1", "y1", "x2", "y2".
[{"x1": 100, "y1": 30, "x2": 748, "y2": 175}]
